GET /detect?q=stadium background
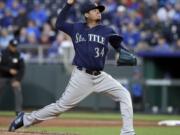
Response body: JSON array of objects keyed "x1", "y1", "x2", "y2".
[{"x1": 0, "y1": 0, "x2": 180, "y2": 114}]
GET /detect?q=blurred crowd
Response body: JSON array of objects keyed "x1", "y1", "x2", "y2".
[{"x1": 0, "y1": 0, "x2": 180, "y2": 59}]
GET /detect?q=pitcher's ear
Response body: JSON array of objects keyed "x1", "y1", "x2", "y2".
[{"x1": 84, "y1": 13, "x2": 89, "y2": 18}]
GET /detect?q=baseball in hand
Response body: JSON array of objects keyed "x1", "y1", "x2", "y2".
[
  {"x1": 10, "y1": 69, "x2": 17, "y2": 75},
  {"x1": 67, "y1": 0, "x2": 76, "y2": 5}
]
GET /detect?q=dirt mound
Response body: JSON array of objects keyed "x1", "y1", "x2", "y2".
[
  {"x1": 0, "y1": 116, "x2": 158, "y2": 127},
  {"x1": 0, "y1": 115, "x2": 158, "y2": 135},
  {"x1": 0, "y1": 130, "x2": 79, "y2": 135}
]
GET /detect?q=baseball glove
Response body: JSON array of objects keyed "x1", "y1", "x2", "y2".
[{"x1": 116, "y1": 47, "x2": 137, "y2": 66}]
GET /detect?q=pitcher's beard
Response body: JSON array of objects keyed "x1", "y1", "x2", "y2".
[{"x1": 96, "y1": 19, "x2": 101, "y2": 23}]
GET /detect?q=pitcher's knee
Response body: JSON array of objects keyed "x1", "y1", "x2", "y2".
[
  {"x1": 116, "y1": 89, "x2": 131, "y2": 101},
  {"x1": 125, "y1": 89, "x2": 131, "y2": 98}
]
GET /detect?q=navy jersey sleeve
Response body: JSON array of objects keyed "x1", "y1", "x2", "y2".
[
  {"x1": 108, "y1": 28, "x2": 123, "y2": 51},
  {"x1": 56, "y1": 3, "x2": 74, "y2": 36}
]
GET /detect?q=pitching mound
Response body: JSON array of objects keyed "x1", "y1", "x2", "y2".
[
  {"x1": 0, "y1": 116, "x2": 158, "y2": 127},
  {"x1": 0, "y1": 130, "x2": 79, "y2": 135},
  {"x1": 0, "y1": 115, "x2": 158, "y2": 135}
]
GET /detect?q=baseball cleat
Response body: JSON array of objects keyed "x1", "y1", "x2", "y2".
[{"x1": 8, "y1": 112, "x2": 24, "y2": 132}]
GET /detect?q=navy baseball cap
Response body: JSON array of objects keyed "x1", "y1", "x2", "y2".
[
  {"x1": 9, "y1": 39, "x2": 18, "y2": 47},
  {"x1": 81, "y1": 2, "x2": 105, "y2": 14}
]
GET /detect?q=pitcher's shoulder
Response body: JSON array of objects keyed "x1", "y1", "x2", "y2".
[
  {"x1": 73, "y1": 22, "x2": 86, "y2": 28},
  {"x1": 98, "y1": 24, "x2": 114, "y2": 31}
]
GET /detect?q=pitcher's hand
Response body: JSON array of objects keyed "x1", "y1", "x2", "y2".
[
  {"x1": 9, "y1": 69, "x2": 17, "y2": 75},
  {"x1": 67, "y1": 0, "x2": 76, "y2": 5}
]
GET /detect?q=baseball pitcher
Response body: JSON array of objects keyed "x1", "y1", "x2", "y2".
[{"x1": 9, "y1": 1, "x2": 136, "y2": 135}]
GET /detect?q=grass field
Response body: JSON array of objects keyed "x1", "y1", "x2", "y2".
[
  {"x1": 0, "y1": 111, "x2": 180, "y2": 135},
  {"x1": 21, "y1": 126, "x2": 180, "y2": 135},
  {"x1": 1, "y1": 111, "x2": 180, "y2": 121}
]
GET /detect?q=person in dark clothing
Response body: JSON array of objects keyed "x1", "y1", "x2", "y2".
[
  {"x1": 0, "y1": 39, "x2": 25, "y2": 115},
  {"x1": 13, "y1": 7, "x2": 28, "y2": 32}
]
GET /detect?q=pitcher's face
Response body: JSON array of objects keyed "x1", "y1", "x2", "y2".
[{"x1": 86, "y1": 8, "x2": 102, "y2": 22}]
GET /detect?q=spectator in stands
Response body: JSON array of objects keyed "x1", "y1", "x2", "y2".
[
  {"x1": 157, "y1": 4, "x2": 169, "y2": 22},
  {"x1": 14, "y1": 7, "x2": 28, "y2": 31},
  {"x1": 0, "y1": 1, "x2": 5, "y2": 19},
  {"x1": 143, "y1": 14, "x2": 162, "y2": 35},
  {"x1": 122, "y1": 22, "x2": 141, "y2": 49},
  {"x1": 25, "y1": 32, "x2": 38, "y2": 59},
  {"x1": 113, "y1": 5, "x2": 129, "y2": 34},
  {"x1": 174, "y1": 38, "x2": 180, "y2": 51},
  {"x1": 144, "y1": 0, "x2": 158, "y2": 8},
  {"x1": 48, "y1": 32, "x2": 65, "y2": 58},
  {"x1": 104, "y1": 0, "x2": 117, "y2": 14},
  {"x1": 142, "y1": 0, "x2": 158, "y2": 19},
  {"x1": 102, "y1": 0, "x2": 118, "y2": 23},
  {"x1": 8, "y1": 0, "x2": 22, "y2": 18},
  {"x1": 18, "y1": 27, "x2": 28, "y2": 44},
  {"x1": 0, "y1": 8, "x2": 14, "y2": 28},
  {"x1": 173, "y1": 2, "x2": 180, "y2": 23},
  {"x1": 26, "y1": 33, "x2": 37, "y2": 45},
  {"x1": 42, "y1": 23, "x2": 56, "y2": 42},
  {"x1": 120, "y1": 0, "x2": 133, "y2": 7},
  {"x1": 135, "y1": 41, "x2": 151, "y2": 52},
  {"x1": 40, "y1": 32, "x2": 51, "y2": 45},
  {"x1": 26, "y1": 20, "x2": 41, "y2": 41},
  {"x1": 156, "y1": 1, "x2": 176, "y2": 22},
  {"x1": 28, "y1": 1, "x2": 48, "y2": 27},
  {"x1": 0, "y1": 39, "x2": 25, "y2": 116},
  {"x1": 165, "y1": 2, "x2": 176, "y2": 20},
  {"x1": 153, "y1": 35, "x2": 172, "y2": 52},
  {"x1": 0, "y1": 28, "x2": 14, "y2": 49},
  {"x1": 48, "y1": 32, "x2": 72, "y2": 59},
  {"x1": 6, "y1": 0, "x2": 15, "y2": 7}
]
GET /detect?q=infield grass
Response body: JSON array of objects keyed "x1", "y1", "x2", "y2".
[
  {"x1": 60, "y1": 112, "x2": 180, "y2": 121},
  {"x1": 0, "y1": 111, "x2": 180, "y2": 135},
  {"x1": 25, "y1": 126, "x2": 180, "y2": 135},
  {"x1": 1, "y1": 111, "x2": 180, "y2": 121}
]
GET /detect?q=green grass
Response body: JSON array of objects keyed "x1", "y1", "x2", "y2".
[
  {"x1": 1, "y1": 111, "x2": 180, "y2": 135},
  {"x1": 136, "y1": 127, "x2": 180, "y2": 135},
  {"x1": 24, "y1": 126, "x2": 180, "y2": 135},
  {"x1": 1, "y1": 111, "x2": 180, "y2": 121},
  {"x1": 0, "y1": 126, "x2": 180, "y2": 135},
  {"x1": 60, "y1": 112, "x2": 180, "y2": 121},
  {"x1": 0, "y1": 111, "x2": 14, "y2": 116}
]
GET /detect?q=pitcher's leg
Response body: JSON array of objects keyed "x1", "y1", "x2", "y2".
[
  {"x1": 94, "y1": 72, "x2": 135, "y2": 135},
  {"x1": 108, "y1": 89, "x2": 134, "y2": 135},
  {"x1": 118, "y1": 88, "x2": 134, "y2": 135},
  {"x1": 23, "y1": 68, "x2": 93, "y2": 127}
]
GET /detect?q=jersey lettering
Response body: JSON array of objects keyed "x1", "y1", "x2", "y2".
[
  {"x1": 88, "y1": 34, "x2": 105, "y2": 45},
  {"x1": 75, "y1": 33, "x2": 105, "y2": 45},
  {"x1": 75, "y1": 33, "x2": 86, "y2": 43}
]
